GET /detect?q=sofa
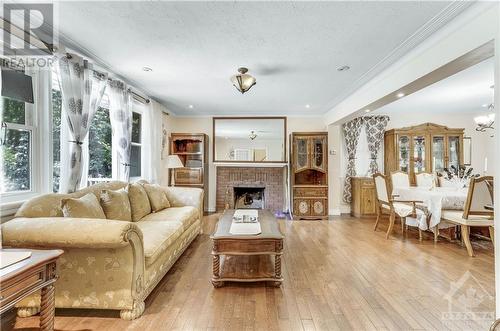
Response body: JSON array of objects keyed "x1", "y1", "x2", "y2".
[{"x1": 1, "y1": 181, "x2": 203, "y2": 320}]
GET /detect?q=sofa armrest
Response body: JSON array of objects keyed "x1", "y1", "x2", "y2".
[
  {"x1": 163, "y1": 187, "x2": 204, "y2": 220},
  {"x1": 2, "y1": 217, "x2": 143, "y2": 249}
]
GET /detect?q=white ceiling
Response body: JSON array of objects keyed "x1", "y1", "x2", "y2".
[
  {"x1": 375, "y1": 57, "x2": 494, "y2": 116},
  {"x1": 56, "y1": 1, "x2": 467, "y2": 116}
]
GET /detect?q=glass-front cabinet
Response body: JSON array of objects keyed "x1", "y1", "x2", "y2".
[
  {"x1": 294, "y1": 137, "x2": 310, "y2": 172},
  {"x1": 384, "y1": 123, "x2": 464, "y2": 182},
  {"x1": 311, "y1": 136, "x2": 327, "y2": 172}
]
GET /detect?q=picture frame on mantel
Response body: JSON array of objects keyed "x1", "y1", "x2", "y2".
[
  {"x1": 463, "y1": 136, "x2": 472, "y2": 166},
  {"x1": 212, "y1": 117, "x2": 287, "y2": 163}
]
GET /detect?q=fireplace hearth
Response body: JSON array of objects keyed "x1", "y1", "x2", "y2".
[{"x1": 234, "y1": 187, "x2": 265, "y2": 209}]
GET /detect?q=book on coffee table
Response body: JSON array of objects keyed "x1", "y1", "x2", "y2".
[{"x1": 230, "y1": 209, "x2": 261, "y2": 235}]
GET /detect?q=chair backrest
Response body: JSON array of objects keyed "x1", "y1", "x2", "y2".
[
  {"x1": 415, "y1": 173, "x2": 435, "y2": 188},
  {"x1": 391, "y1": 171, "x2": 410, "y2": 189},
  {"x1": 463, "y1": 176, "x2": 494, "y2": 219},
  {"x1": 373, "y1": 173, "x2": 390, "y2": 204}
]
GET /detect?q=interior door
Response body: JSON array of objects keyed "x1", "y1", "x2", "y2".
[
  {"x1": 294, "y1": 136, "x2": 310, "y2": 172},
  {"x1": 311, "y1": 136, "x2": 327, "y2": 172}
]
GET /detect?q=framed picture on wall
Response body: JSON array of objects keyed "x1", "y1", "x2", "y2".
[{"x1": 463, "y1": 137, "x2": 471, "y2": 166}]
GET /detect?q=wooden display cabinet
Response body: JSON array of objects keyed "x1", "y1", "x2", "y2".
[
  {"x1": 290, "y1": 132, "x2": 328, "y2": 220},
  {"x1": 350, "y1": 177, "x2": 377, "y2": 218},
  {"x1": 170, "y1": 133, "x2": 209, "y2": 211}
]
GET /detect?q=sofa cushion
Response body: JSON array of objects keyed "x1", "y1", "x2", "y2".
[
  {"x1": 128, "y1": 183, "x2": 152, "y2": 221},
  {"x1": 137, "y1": 206, "x2": 199, "y2": 266},
  {"x1": 100, "y1": 189, "x2": 132, "y2": 221},
  {"x1": 61, "y1": 193, "x2": 106, "y2": 219},
  {"x1": 143, "y1": 184, "x2": 170, "y2": 212}
]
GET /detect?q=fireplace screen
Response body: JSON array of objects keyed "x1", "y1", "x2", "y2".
[{"x1": 234, "y1": 187, "x2": 265, "y2": 209}]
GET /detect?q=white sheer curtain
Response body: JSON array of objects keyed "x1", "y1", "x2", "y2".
[
  {"x1": 142, "y1": 100, "x2": 163, "y2": 183},
  {"x1": 108, "y1": 80, "x2": 132, "y2": 181},
  {"x1": 57, "y1": 53, "x2": 107, "y2": 193}
]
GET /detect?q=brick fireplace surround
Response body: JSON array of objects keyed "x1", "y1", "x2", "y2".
[{"x1": 216, "y1": 166, "x2": 286, "y2": 212}]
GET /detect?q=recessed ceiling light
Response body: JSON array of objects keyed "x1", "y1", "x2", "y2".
[
  {"x1": 305, "y1": 104, "x2": 310, "y2": 108},
  {"x1": 188, "y1": 104, "x2": 194, "y2": 109},
  {"x1": 396, "y1": 92, "x2": 405, "y2": 98},
  {"x1": 482, "y1": 104, "x2": 489, "y2": 108},
  {"x1": 142, "y1": 66, "x2": 153, "y2": 72},
  {"x1": 364, "y1": 109, "x2": 371, "y2": 113},
  {"x1": 337, "y1": 65, "x2": 350, "y2": 72}
]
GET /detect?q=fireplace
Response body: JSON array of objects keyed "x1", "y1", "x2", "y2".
[{"x1": 234, "y1": 187, "x2": 265, "y2": 209}]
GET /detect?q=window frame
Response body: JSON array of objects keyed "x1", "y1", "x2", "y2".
[{"x1": 129, "y1": 105, "x2": 143, "y2": 181}]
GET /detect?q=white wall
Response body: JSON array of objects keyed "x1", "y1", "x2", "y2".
[{"x1": 168, "y1": 116, "x2": 327, "y2": 212}]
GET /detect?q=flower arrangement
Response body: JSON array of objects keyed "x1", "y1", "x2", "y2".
[{"x1": 438, "y1": 165, "x2": 478, "y2": 188}]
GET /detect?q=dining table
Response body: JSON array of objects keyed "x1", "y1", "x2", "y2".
[{"x1": 392, "y1": 186, "x2": 468, "y2": 231}]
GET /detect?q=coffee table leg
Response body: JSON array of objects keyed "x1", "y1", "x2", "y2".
[
  {"x1": 273, "y1": 254, "x2": 282, "y2": 287},
  {"x1": 39, "y1": 284, "x2": 55, "y2": 331},
  {"x1": 212, "y1": 254, "x2": 223, "y2": 288}
]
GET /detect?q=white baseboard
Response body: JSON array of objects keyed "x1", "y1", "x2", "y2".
[{"x1": 329, "y1": 208, "x2": 341, "y2": 216}]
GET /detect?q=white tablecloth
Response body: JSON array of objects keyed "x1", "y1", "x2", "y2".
[{"x1": 392, "y1": 187, "x2": 468, "y2": 230}]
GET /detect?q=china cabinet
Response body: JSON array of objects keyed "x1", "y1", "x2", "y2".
[
  {"x1": 384, "y1": 123, "x2": 464, "y2": 183},
  {"x1": 170, "y1": 133, "x2": 209, "y2": 211},
  {"x1": 290, "y1": 132, "x2": 328, "y2": 220}
]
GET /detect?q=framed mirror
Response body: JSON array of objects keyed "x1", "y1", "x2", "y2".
[{"x1": 213, "y1": 117, "x2": 287, "y2": 162}]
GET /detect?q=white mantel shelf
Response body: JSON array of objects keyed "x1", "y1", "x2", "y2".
[{"x1": 214, "y1": 162, "x2": 288, "y2": 167}]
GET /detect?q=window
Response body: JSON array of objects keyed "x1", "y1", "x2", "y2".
[
  {"x1": 88, "y1": 102, "x2": 112, "y2": 179},
  {"x1": 130, "y1": 111, "x2": 142, "y2": 178},
  {"x1": 1, "y1": 66, "x2": 35, "y2": 194},
  {"x1": 52, "y1": 68, "x2": 62, "y2": 192}
]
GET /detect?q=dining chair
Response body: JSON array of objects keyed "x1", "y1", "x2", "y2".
[
  {"x1": 390, "y1": 171, "x2": 410, "y2": 190},
  {"x1": 415, "y1": 173, "x2": 435, "y2": 188},
  {"x1": 373, "y1": 173, "x2": 422, "y2": 239},
  {"x1": 441, "y1": 176, "x2": 494, "y2": 256}
]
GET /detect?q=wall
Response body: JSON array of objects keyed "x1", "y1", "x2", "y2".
[{"x1": 168, "y1": 116, "x2": 327, "y2": 212}]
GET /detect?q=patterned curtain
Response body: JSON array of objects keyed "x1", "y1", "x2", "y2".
[
  {"x1": 364, "y1": 115, "x2": 390, "y2": 175},
  {"x1": 108, "y1": 80, "x2": 132, "y2": 181},
  {"x1": 57, "y1": 53, "x2": 107, "y2": 193},
  {"x1": 342, "y1": 117, "x2": 364, "y2": 203}
]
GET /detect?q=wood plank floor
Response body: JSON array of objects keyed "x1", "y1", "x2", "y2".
[{"x1": 2, "y1": 214, "x2": 495, "y2": 331}]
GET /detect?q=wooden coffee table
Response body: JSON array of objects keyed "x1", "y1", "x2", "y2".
[
  {"x1": 0, "y1": 248, "x2": 63, "y2": 331},
  {"x1": 211, "y1": 209, "x2": 284, "y2": 287}
]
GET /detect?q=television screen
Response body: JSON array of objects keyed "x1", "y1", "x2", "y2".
[{"x1": 1, "y1": 67, "x2": 34, "y2": 104}]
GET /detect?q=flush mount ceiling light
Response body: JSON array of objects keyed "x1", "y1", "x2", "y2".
[
  {"x1": 230, "y1": 67, "x2": 256, "y2": 94},
  {"x1": 142, "y1": 66, "x2": 153, "y2": 72},
  {"x1": 396, "y1": 92, "x2": 405, "y2": 98},
  {"x1": 249, "y1": 130, "x2": 257, "y2": 140},
  {"x1": 305, "y1": 104, "x2": 311, "y2": 108},
  {"x1": 337, "y1": 65, "x2": 350, "y2": 72},
  {"x1": 188, "y1": 104, "x2": 194, "y2": 109}
]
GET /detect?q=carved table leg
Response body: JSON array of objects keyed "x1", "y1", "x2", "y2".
[
  {"x1": 212, "y1": 254, "x2": 223, "y2": 287},
  {"x1": 39, "y1": 284, "x2": 55, "y2": 331},
  {"x1": 273, "y1": 254, "x2": 282, "y2": 287}
]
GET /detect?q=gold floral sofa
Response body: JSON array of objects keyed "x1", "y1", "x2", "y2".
[{"x1": 1, "y1": 181, "x2": 203, "y2": 320}]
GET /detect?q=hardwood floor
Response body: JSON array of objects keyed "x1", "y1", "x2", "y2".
[{"x1": 2, "y1": 214, "x2": 495, "y2": 331}]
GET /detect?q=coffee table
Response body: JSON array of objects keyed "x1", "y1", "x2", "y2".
[{"x1": 211, "y1": 209, "x2": 284, "y2": 287}]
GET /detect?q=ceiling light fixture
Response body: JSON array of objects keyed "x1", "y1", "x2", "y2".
[
  {"x1": 397, "y1": 92, "x2": 405, "y2": 98},
  {"x1": 142, "y1": 66, "x2": 153, "y2": 72},
  {"x1": 188, "y1": 104, "x2": 194, "y2": 109},
  {"x1": 482, "y1": 104, "x2": 489, "y2": 108},
  {"x1": 364, "y1": 109, "x2": 371, "y2": 113},
  {"x1": 230, "y1": 67, "x2": 256, "y2": 94},
  {"x1": 249, "y1": 130, "x2": 257, "y2": 140},
  {"x1": 475, "y1": 103, "x2": 495, "y2": 134},
  {"x1": 337, "y1": 65, "x2": 350, "y2": 72},
  {"x1": 305, "y1": 104, "x2": 310, "y2": 108}
]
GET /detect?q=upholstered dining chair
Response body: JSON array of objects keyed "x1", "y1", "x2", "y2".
[
  {"x1": 390, "y1": 171, "x2": 410, "y2": 190},
  {"x1": 373, "y1": 173, "x2": 422, "y2": 239},
  {"x1": 441, "y1": 176, "x2": 494, "y2": 257},
  {"x1": 415, "y1": 173, "x2": 435, "y2": 188}
]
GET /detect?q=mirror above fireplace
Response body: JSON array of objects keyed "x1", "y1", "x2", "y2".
[{"x1": 213, "y1": 117, "x2": 287, "y2": 163}]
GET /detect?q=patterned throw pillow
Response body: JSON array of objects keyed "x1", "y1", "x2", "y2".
[
  {"x1": 61, "y1": 193, "x2": 106, "y2": 219},
  {"x1": 143, "y1": 183, "x2": 170, "y2": 212},
  {"x1": 100, "y1": 189, "x2": 132, "y2": 222},
  {"x1": 128, "y1": 182, "x2": 152, "y2": 221}
]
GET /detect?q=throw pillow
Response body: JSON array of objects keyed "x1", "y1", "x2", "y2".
[
  {"x1": 143, "y1": 183, "x2": 170, "y2": 212},
  {"x1": 100, "y1": 189, "x2": 132, "y2": 222},
  {"x1": 128, "y1": 182, "x2": 152, "y2": 221},
  {"x1": 61, "y1": 193, "x2": 106, "y2": 219}
]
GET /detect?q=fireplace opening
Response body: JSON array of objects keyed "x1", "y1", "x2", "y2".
[{"x1": 234, "y1": 187, "x2": 265, "y2": 209}]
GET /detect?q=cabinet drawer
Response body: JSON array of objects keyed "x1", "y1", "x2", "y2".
[
  {"x1": 174, "y1": 168, "x2": 202, "y2": 185},
  {"x1": 0, "y1": 267, "x2": 44, "y2": 309},
  {"x1": 360, "y1": 179, "x2": 374, "y2": 187},
  {"x1": 294, "y1": 187, "x2": 327, "y2": 198}
]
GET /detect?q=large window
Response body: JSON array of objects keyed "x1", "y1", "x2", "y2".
[
  {"x1": 130, "y1": 110, "x2": 142, "y2": 178},
  {"x1": 1, "y1": 67, "x2": 34, "y2": 194},
  {"x1": 52, "y1": 69, "x2": 62, "y2": 192}
]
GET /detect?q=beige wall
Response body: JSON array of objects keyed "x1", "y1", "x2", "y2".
[{"x1": 168, "y1": 116, "x2": 328, "y2": 212}]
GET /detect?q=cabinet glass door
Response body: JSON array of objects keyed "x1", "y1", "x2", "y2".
[
  {"x1": 311, "y1": 137, "x2": 326, "y2": 172},
  {"x1": 432, "y1": 136, "x2": 445, "y2": 172},
  {"x1": 295, "y1": 137, "x2": 309, "y2": 172},
  {"x1": 448, "y1": 136, "x2": 460, "y2": 170},
  {"x1": 398, "y1": 136, "x2": 410, "y2": 173},
  {"x1": 413, "y1": 136, "x2": 426, "y2": 173}
]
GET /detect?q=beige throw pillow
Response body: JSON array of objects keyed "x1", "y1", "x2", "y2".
[
  {"x1": 61, "y1": 193, "x2": 106, "y2": 219},
  {"x1": 128, "y1": 183, "x2": 152, "y2": 221},
  {"x1": 143, "y1": 184, "x2": 170, "y2": 212},
  {"x1": 100, "y1": 189, "x2": 132, "y2": 222}
]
